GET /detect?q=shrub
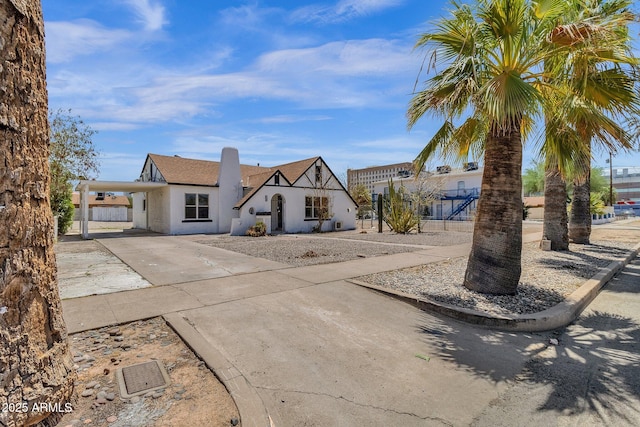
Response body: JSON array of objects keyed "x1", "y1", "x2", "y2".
[
  {"x1": 590, "y1": 192, "x2": 606, "y2": 216},
  {"x1": 246, "y1": 221, "x2": 267, "y2": 237},
  {"x1": 384, "y1": 179, "x2": 419, "y2": 234},
  {"x1": 51, "y1": 186, "x2": 74, "y2": 235}
]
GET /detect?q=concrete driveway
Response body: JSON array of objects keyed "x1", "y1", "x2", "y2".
[{"x1": 60, "y1": 231, "x2": 640, "y2": 426}]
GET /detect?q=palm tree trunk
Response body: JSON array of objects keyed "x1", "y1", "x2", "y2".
[
  {"x1": 542, "y1": 162, "x2": 569, "y2": 250},
  {"x1": 569, "y1": 123, "x2": 591, "y2": 244},
  {"x1": 569, "y1": 174, "x2": 591, "y2": 244},
  {"x1": 0, "y1": 1, "x2": 76, "y2": 426},
  {"x1": 464, "y1": 124, "x2": 522, "y2": 295}
]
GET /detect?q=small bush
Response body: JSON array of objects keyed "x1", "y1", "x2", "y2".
[
  {"x1": 51, "y1": 188, "x2": 74, "y2": 235},
  {"x1": 246, "y1": 221, "x2": 267, "y2": 237},
  {"x1": 58, "y1": 198, "x2": 75, "y2": 235},
  {"x1": 590, "y1": 192, "x2": 606, "y2": 216}
]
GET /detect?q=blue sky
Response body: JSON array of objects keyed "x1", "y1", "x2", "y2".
[{"x1": 43, "y1": 0, "x2": 640, "y2": 182}]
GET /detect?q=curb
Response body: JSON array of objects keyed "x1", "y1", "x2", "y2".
[
  {"x1": 163, "y1": 312, "x2": 271, "y2": 427},
  {"x1": 349, "y1": 242, "x2": 640, "y2": 332}
]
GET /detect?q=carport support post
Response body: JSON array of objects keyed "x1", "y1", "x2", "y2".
[
  {"x1": 81, "y1": 183, "x2": 89, "y2": 239},
  {"x1": 377, "y1": 193, "x2": 383, "y2": 233},
  {"x1": 145, "y1": 191, "x2": 150, "y2": 231}
]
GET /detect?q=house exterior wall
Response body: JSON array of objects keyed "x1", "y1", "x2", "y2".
[
  {"x1": 217, "y1": 147, "x2": 242, "y2": 233},
  {"x1": 134, "y1": 151, "x2": 356, "y2": 236},
  {"x1": 232, "y1": 186, "x2": 356, "y2": 235},
  {"x1": 372, "y1": 170, "x2": 483, "y2": 195},
  {"x1": 372, "y1": 168, "x2": 483, "y2": 220},
  {"x1": 132, "y1": 192, "x2": 146, "y2": 229},
  {"x1": 167, "y1": 185, "x2": 219, "y2": 235},
  {"x1": 147, "y1": 186, "x2": 171, "y2": 234},
  {"x1": 231, "y1": 160, "x2": 357, "y2": 235}
]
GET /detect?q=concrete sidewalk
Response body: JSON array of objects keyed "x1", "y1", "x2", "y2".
[{"x1": 59, "y1": 228, "x2": 640, "y2": 426}]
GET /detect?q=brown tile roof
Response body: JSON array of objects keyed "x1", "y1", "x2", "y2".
[
  {"x1": 147, "y1": 154, "x2": 219, "y2": 186},
  {"x1": 275, "y1": 157, "x2": 319, "y2": 184},
  {"x1": 147, "y1": 154, "x2": 272, "y2": 186},
  {"x1": 234, "y1": 157, "x2": 320, "y2": 209},
  {"x1": 146, "y1": 154, "x2": 323, "y2": 208},
  {"x1": 71, "y1": 193, "x2": 130, "y2": 207}
]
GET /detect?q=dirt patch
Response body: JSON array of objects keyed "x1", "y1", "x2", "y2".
[
  {"x1": 590, "y1": 220, "x2": 640, "y2": 243},
  {"x1": 57, "y1": 317, "x2": 239, "y2": 427}
]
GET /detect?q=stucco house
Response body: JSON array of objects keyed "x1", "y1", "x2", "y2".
[
  {"x1": 372, "y1": 163, "x2": 483, "y2": 220},
  {"x1": 130, "y1": 147, "x2": 357, "y2": 235}
]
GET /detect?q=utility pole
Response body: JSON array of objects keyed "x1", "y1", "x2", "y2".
[{"x1": 609, "y1": 151, "x2": 613, "y2": 206}]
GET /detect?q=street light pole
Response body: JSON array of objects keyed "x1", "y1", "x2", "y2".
[{"x1": 609, "y1": 151, "x2": 613, "y2": 206}]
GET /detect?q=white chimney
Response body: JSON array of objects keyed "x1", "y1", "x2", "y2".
[{"x1": 217, "y1": 147, "x2": 242, "y2": 233}]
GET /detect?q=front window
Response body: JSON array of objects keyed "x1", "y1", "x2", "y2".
[
  {"x1": 305, "y1": 196, "x2": 329, "y2": 219},
  {"x1": 185, "y1": 193, "x2": 209, "y2": 219}
]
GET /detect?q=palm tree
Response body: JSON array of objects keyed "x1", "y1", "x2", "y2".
[
  {"x1": 0, "y1": 1, "x2": 76, "y2": 426},
  {"x1": 552, "y1": 0, "x2": 639, "y2": 244},
  {"x1": 408, "y1": 0, "x2": 571, "y2": 294}
]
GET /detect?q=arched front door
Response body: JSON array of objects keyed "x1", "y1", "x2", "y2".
[{"x1": 271, "y1": 194, "x2": 284, "y2": 232}]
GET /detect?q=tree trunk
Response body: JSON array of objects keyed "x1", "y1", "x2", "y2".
[
  {"x1": 542, "y1": 163, "x2": 569, "y2": 250},
  {"x1": 0, "y1": 1, "x2": 76, "y2": 426},
  {"x1": 569, "y1": 175, "x2": 591, "y2": 244},
  {"x1": 570, "y1": 119, "x2": 592, "y2": 245},
  {"x1": 464, "y1": 124, "x2": 522, "y2": 295}
]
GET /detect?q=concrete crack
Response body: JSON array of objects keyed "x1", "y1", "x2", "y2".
[{"x1": 254, "y1": 385, "x2": 453, "y2": 425}]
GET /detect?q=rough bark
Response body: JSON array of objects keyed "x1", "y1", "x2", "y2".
[
  {"x1": 569, "y1": 119, "x2": 592, "y2": 245},
  {"x1": 0, "y1": 1, "x2": 77, "y2": 426},
  {"x1": 542, "y1": 163, "x2": 569, "y2": 250},
  {"x1": 464, "y1": 124, "x2": 522, "y2": 295},
  {"x1": 569, "y1": 176, "x2": 591, "y2": 244}
]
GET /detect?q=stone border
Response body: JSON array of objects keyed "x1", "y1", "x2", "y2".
[
  {"x1": 348, "y1": 242, "x2": 640, "y2": 332},
  {"x1": 163, "y1": 312, "x2": 271, "y2": 427}
]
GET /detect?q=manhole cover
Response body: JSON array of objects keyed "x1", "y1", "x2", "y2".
[{"x1": 116, "y1": 360, "x2": 171, "y2": 398}]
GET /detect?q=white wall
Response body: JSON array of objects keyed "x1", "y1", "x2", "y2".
[
  {"x1": 167, "y1": 186, "x2": 219, "y2": 235},
  {"x1": 233, "y1": 186, "x2": 356, "y2": 235},
  {"x1": 373, "y1": 169, "x2": 483, "y2": 195},
  {"x1": 92, "y1": 206, "x2": 127, "y2": 221},
  {"x1": 132, "y1": 192, "x2": 146, "y2": 229},
  {"x1": 147, "y1": 187, "x2": 171, "y2": 234},
  {"x1": 217, "y1": 147, "x2": 243, "y2": 233}
]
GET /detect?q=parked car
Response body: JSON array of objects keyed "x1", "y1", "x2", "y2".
[{"x1": 620, "y1": 209, "x2": 636, "y2": 218}]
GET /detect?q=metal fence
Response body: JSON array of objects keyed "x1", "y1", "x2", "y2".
[{"x1": 419, "y1": 219, "x2": 474, "y2": 232}]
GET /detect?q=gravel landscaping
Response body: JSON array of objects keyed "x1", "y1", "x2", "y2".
[
  {"x1": 196, "y1": 233, "x2": 433, "y2": 267},
  {"x1": 357, "y1": 240, "x2": 637, "y2": 316},
  {"x1": 198, "y1": 224, "x2": 639, "y2": 316}
]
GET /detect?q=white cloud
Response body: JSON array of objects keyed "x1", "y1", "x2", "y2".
[
  {"x1": 48, "y1": 22, "x2": 418, "y2": 127},
  {"x1": 45, "y1": 20, "x2": 131, "y2": 63},
  {"x1": 122, "y1": 0, "x2": 167, "y2": 31},
  {"x1": 291, "y1": 0, "x2": 404, "y2": 24},
  {"x1": 254, "y1": 115, "x2": 332, "y2": 124},
  {"x1": 219, "y1": 4, "x2": 272, "y2": 29},
  {"x1": 255, "y1": 39, "x2": 415, "y2": 77}
]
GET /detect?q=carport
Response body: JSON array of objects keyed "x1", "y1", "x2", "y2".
[{"x1": 75, "y1": 180, "x2": 167, "y2": 239}]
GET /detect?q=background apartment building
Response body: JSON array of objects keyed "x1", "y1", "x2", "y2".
[
  {"x1": 611, "y1": 166, "x2": 640, "y2": 202},
  {"x1": 347, "y1": 162, "x2": 413, "y2": 194}
]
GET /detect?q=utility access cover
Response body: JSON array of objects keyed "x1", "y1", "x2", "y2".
[{"x1": 116, "y1": 360, "x2": 171, "y2": 398}]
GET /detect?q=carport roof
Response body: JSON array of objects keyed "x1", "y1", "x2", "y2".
[{"x1": 75, "y1": 180, "x2": 168, "y2": 193}]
